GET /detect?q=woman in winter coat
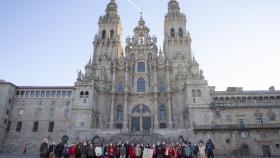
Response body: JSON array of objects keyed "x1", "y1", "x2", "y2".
[
  {"x1": 128, "y1": 144, "x2": 136, "y2": 158},
  {"x1": 198, "y1": 142, "x2": 206, "y2": 158},
  {"x1": 69, "y1": 144, "x2": 76, "y2": 158},
  {"x1": 173, "y1": 146, "x2": 178, "y2": 158}
]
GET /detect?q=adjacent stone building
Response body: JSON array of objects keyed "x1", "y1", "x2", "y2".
[{"x1": 0, "y1": 0, "x2": 279, "y2": 157}]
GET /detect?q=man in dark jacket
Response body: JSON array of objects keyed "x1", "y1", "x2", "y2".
[
  {"x1": 55, "y1": 142, "x2": 64, "y2": 158},
  {"x1": 192, "y1": 144, "x2": 199, "y2": 158},
  {"x1": 205, "y1": 139, "x2": 215, "y2": 158}
]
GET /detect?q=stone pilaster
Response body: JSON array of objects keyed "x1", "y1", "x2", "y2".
[{"x1": 123, "y1": 61, "x2": 129, "y2": 130}]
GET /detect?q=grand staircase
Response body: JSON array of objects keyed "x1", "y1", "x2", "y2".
[{"x1": 109, "y1": 131, "x2": 168, "y2": 144}]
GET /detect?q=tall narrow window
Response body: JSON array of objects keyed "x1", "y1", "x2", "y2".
[
  {"x1": 159, "y1": 81, "x2": 165, "y2": 92},
  {"x1": 256, "y1": 115, "x2": 263, "y2": 124},
  {"x1": 171, "y1": 28, "x2": 175, "y2": 37},
  {"x1": 80, "y1": 91, "x2": 84, "y2": 98},
  {"x1": 116, "y1": 105, "x2": 124, "y2": 121},
  {"x1": 49, "y1": 122, "x2": 54, "y2": 132},
  {"x1": 159, "y1": 104, "x2": 166, "y2": 122},
  {"x1": 137, "y1": 78, "x2": 145, "y2": 92},
  {"x1": 110, "y1": 30, "x2": 114, "y2": 39},
  {"x1": 85, "y1": 91, "x2": 89, "y2": 98},
  {"x1": 16, "y1": 121, "x2": 22, "y2": 132},
  {"x1": 117, "y1": 82, "x2": 124, "y2": 92},
  {"x1": 179, "y1": 28, "x2": 183, "y2": 37},
  {"x1": 32, "y1": 121, "x2": 39, "y2": 132},
  {"x1": 239, "y1": 119, "x2": 245, "y2": 128},
  {"x1": 102, "y1": 30, "x2": 106, "y2": 39},
  {"x1": 197, "y1": 90, "x2": 202, "y2": 97},
  {"x1": 192, "y1": 90, "x2": 196, "y2": 97},
  {"x1": 137, "y1": 62, "x2": 145, "y2": 72}
]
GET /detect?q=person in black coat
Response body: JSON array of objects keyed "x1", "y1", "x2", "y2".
[
  {"x1": 205, "y1": 139, "x2": 215, "y2": 158},
  {"x1": 55, "y1": 142, "x2": 65, "y2": 158},
  {"x1": 192, "y1": 144, "x2": 199, "y2": 158}
]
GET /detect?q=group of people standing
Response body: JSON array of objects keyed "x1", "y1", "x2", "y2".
[{"x1": 39, "y1": 138, "x2": 215, "y2": 158}]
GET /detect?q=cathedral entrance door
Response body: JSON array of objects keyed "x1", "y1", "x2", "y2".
[
  {"x1": 142, "y1": 117, "x2": 151, "y2": 130},
  {"x1": 131, "y1": 117, "x2": 140, "y2": 131},
  {"x1": 131, "y1": 104, "x2": 152, "y2": 131}
]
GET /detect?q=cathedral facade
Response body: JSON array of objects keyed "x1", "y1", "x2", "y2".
[{"x1": 0, "y1": 0, "x2": 280, "y2": 157}]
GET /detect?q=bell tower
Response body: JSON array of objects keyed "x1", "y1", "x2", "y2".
[
  {"x1": 93, "y1": 0, "x2": 123, "y2": 64},
  {"x1": 163, "y1": 0, "x2": 192, "y2": 63}
]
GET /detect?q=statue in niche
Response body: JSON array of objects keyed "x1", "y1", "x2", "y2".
[{"x1": 100, "y1": 67, "x2": 107, "y2": 81}]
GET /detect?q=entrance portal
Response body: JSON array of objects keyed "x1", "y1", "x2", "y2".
[{"x1": 130, "y1": 105, "x2": 152, "y2": 131}]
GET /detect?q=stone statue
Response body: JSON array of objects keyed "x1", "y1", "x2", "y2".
[
  {"x1": 200, "y1": 70, "x2": 204, "y2": 80},
  {"x1": 77, "y1": 70, "x2": 83, "y2": 81}
]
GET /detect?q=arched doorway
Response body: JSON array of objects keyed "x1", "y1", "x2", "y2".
[{"x1": 131, "y1": 104, "x2": 152, "y2": 131}]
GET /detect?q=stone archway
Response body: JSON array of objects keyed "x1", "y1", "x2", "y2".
[{"x1": 130, "y1": 104, "x2": 152, "y2": 131}]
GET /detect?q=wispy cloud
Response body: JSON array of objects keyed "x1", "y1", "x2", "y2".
[{"x1": 125, "y1": 0, "x2": 150, "y2": 20}]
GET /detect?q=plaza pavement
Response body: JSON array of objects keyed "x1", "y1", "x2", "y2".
[{"x1": 0, "y1": 154, "x2": 271, "y2": 158}]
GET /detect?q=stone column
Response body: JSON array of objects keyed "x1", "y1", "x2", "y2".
[
  {"x1": 153, "y1": 62, "x2": 159, "y2": 129},
  {"x1": 123, "y1": 61, "x2": 129, "y2": 130},
  {"x1": 110, "y1": 62, "x2": 116, "y2": 129},
  {"x1": 166, "y1": 61, "x2": 173, "y2": 128}
]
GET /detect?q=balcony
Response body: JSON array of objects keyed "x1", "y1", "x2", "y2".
[{"x1": 193, "y1": 123, "x2": 280, "y2": 131}]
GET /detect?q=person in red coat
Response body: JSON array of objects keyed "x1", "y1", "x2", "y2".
[
  {"x1": 107, "y1": 144, "x2": 115, "y2": 158},
  {"x1": 168, "y1": 146, "x2": 173, "y2": 158},
  {"x1": 128, "y1": 144, "x2": 136, "y2": 158},
  {"x1": 69, "y1": 144, "x2": 76, "y2": 158}
]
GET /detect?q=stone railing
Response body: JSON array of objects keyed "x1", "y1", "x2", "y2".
[
  {"x1": 193, "y1": 123, "x2": 280, "y2": 131},
  {"x1": 210, "y1": 102, "x2": 280, "y2": 109}
]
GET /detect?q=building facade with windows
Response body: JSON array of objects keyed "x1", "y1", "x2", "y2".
[{"x1": 0, "y1": 0, "x2": 280, "y2": 157}]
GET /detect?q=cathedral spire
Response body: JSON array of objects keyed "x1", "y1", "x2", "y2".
[
  {"x1": 105, "y1": 0, "x2": 118, "y2": 16},
  {"x1": 168, "y1": 0, "x2": 180, "y2": 13}
]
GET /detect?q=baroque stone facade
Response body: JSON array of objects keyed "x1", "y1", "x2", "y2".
[{"x1": 0, "y1": 0, "x2": 280, "y2": 157}]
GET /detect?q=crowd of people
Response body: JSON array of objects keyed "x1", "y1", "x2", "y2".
[{"x1": 39, "y1": 138, "x2": 215, "y2": 158}]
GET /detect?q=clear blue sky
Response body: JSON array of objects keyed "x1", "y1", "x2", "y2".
[{"x1": 0, "y1": 0, "x2": 280, "y2": 90}]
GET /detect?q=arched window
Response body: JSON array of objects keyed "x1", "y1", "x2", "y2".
[
  {"x1": 159, "y1": 81, "x2": 165, "y2": 92},
  {"x1": 137, "y1": 78, "x2": 145, "y2": 92},
  {"x1": 159, "y1": 104, "x2": 166, "y2": 121},
  {"x1": 132, "y1": 105, "x2": 141, "y2": 113},
  {"x1": 192, "y1": 90, "x2": 196, "y2": 97},
  {"x1": 117, "y1": 82, "x2": 124, "y2": 92},
  {"x1": 142, "y1": 105, "x2": 151, "y2": 113},
  {"x1": 110, "y1": 30, "x2": 114, "y2": 39},
  {"x1": 80, "y1": 91, "x2": 84, "y2": 98},
  {"x1": 84, "y1": 91, "x2": 89, "y2": 98},
  {"x1": 137, "y1": 62, "x2": 145, "y2": 72},
  {"x1": 197, "y1": 90, "x2": 202, "y2": 97},
  {"x1": 179, "y1": 28, "x2": 183, "y2": 37},
  {"x1": 171, "y1": 28, "x2": 175, "y2": 37},
  {"x1": 101, "y1": 30, "x2": 106, "y2": 39},
  {"x1": 116, "y1": 105, "x2": 124, "y2": 121}
]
